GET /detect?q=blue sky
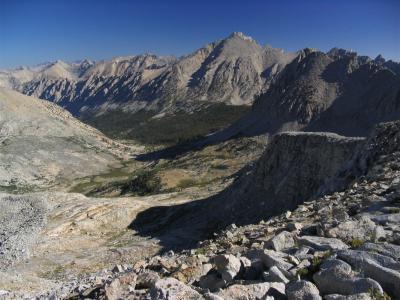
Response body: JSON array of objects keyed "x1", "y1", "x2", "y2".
[{"x1": 1, "y1": 0, "x2": 399, "y2": 69}]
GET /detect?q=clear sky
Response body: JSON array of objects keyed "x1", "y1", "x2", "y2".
[{"x1": 1, "y1": 0, "x2": 399, "y2": 69}]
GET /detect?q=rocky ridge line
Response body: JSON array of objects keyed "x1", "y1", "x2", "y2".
[{"x1": 1, "y1": 32, "x2": 295, "y2": 116}]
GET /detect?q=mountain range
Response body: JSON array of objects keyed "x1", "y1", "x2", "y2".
[
  {"x1": 0, "y1": 32, "x2": 294, "y2": 115},
  {"x1": 1, "y1": 32, "x2": 400, "y2": 143},
  {"x1": 206, "y1": 47, "x2": 400, "y2": 144}
]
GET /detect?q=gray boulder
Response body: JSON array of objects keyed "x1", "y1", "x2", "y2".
[
  {"x1": 260, "y1": 249, "x2": 294, "y2": 270},
  {"x1": 326, "y1": 216, "x2": 385, "y2": 242},
  {"x1": 213, "y1": 254, "x2": 241, "y2": 282},
  {"x1": 313, "y1": 259, "x2": 383, "y2": 295},
  {"x1": 371, "y1": 213, "x2": 400, "y2": 225},
  {"x1": 150, "y1": 278, "x2": 203, "y2": 300},
  {"x1": 297, "y1": 236, "x2": 349, "y2": 251},
  {"x1": 265, "y1": 230, "x2": 296, "y2": 251},
  {"x1": 216, "y1": 282, "x2": 285, "y2": 300},
  {"x1": 286, "y1": 280, "x2": 322, "y2": 300},
  {"x1": 203, "y1": 292, "x2": 224, "y2": 300},
  {"x1": 198, "y1": 271, "x2": 226, "y2": 292},
  {"x1": 262, "y1": 266, "x2": 289, "y2": 283},
  {"x1": 360, "y1": 242, "x2": 400, "y2": 260},
  {"x1": 104, "y1": 279, "x2": 121, "y2": 300},
  {"x1": 294, "y1": 247, "x2": 312, "y2": 260},
  {"x1": 338, "y1": 249, "x2": 400, "y2": 296}
]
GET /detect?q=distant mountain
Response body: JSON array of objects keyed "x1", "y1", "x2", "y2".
[
  {"x1": 0, "y1": 32, "x2": 295, "y2": 116},
  {"x1": 0, "y1": 88, "x2": 122, "y2": 191},
  {"x1": 2, "y1": 33, "x2": 399, "y2": 144},
  {"x1": 205, "y1": 47, "x2": 400, "y2": 142},
  {"x1": 0, "y1": 60, "x2": 95, "y2": 89}
]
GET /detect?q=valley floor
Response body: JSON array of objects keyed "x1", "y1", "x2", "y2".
[{"x1": 0, "y1": 136, "x2": 265, "y2": 298}]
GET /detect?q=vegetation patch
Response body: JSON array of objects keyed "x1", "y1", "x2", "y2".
[
  {"x1": 120, "y1": 170, "x2": 162, "y2": 196},
  {"x1": 385, "y1": 207, "x2": 400, "y2": 214},
  {"x1": 39, "y1": 264, "x2": 66, "y2": 280},
  {"x1": 297, "y1": 251, "x2": 332, "y2": 280},
  {"x1": 68, "y1": 160, "x2": 136, "y2": 195},
  {"x1": 176, "y1": 178, "x2": 197, "y2": 189},
  {"x1": 349, "y1": 238, "x2": 364, "y2": 249},
  {"x1": 212, "y1": 164, "x2": 229, "y2": 170},
  {"x1": 369, "y1": 288, "x2": 391, "y2": 300},
  {"x1": 0, "y1": 184, "x2": 37, "y2": 194},
  {"x1": 82, "y1": 103, "x2": 250, "y2": 145}
]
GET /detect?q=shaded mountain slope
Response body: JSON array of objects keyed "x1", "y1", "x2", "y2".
[
  {"x1": 131, "y1": 121, "x2": 399, "y2": 250},
  {"x1": 205, "y1": 49, "x2": 400, "y2": 145},
  {"x1": 131, "y1": 131, "x2": 364, "y2": 248}
]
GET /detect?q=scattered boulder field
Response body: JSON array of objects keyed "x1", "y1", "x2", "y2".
[{"x1": 5, "y1": 120, "x2": 398, "y2": 299}]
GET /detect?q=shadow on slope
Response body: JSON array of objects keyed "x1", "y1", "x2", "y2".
[
  {"x1": 167, "y1": 51, "x2": 400, "y2": 153},
  {"x1": 306, "y1": 61, "x2": 400, "y2": 136},
  {"x1": 130, "y1": 131, "x2": 365, "y2": 252},
  {"x1": 130, "y1": 51, "x2": 400, "y2": 161}
]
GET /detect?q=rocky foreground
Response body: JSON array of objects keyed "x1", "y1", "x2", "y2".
[{"x1": 4, "y1": 122, "x2": 396, "y2": 299}]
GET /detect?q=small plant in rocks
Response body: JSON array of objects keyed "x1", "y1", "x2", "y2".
[
  {"x1": 369, "y1": 288, "x2": 391, "y2": 300},
  {"x1": 350, "y1": 238, "x2": 364, "y2": 249}
]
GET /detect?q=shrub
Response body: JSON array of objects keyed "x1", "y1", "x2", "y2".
[
  {"x1": 212, "y1": 164, "x2": 228, "y2": 170},
  {"x1": 311, "y1": 256, "x2": 322, "y2": 268},
  {"x1": 369, "y1": 288, "x2": 391, "y2": 300},
  {"x1": 299, "y1": 251, "x2": 332, "y2": 280},
  {"x1": 177, "y1": 178, "x2": 197, "y2": 189},
  {"x1": 82, "y1": 104, "x2": 250, "y2": 145},
  {"x1": 386, "y1": 207, "x2": 400, "y2": 214},
  {"x1": 121, "y1": 170, "x2": 161, "y2": 196},
  {"x1": 296, "y1": 268, "x2": 309, "y2": 278},
  {"x1": 350, "y1": 238, "x2": 364, "y2": 249}
]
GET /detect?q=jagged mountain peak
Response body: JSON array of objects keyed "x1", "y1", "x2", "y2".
[
  {"x1": 295, "y1": 47, "x2": 320, "y2": 60},
  {"x1": 40, "y1": 60, "x2": 76, "y2": 79},
  {"x1": 83, "y1": 54, "x2": 177, "y2": 78},
  {"x1": 221, "y1": 31, "x2": 260, "y2": 46},
  {"x1": 374, "y1": 54, "x2": 386, "y2": 64},
  {"x1": 79, "y1": 58, "x2": 94, "y2": 64},
  {"x1": 227, "y1": 31, "x2": 257, "y2": 42},
  {"x1": 327, "y1": 47, "x2": 357, "y2": 59}
]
